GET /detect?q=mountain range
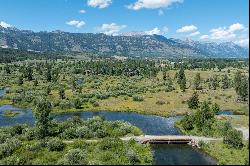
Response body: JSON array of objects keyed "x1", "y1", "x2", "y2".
[{"x1": 0, "y1": 26, "x2": 248, "y2": 58}]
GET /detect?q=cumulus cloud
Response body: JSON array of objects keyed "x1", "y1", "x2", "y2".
[
  {"x1": 209, "y1": 27, "x2": 236, "y2": 40},
  {"x1": 202, "y1": 23, "x2": 247, "y2": 40},
  {"x1": 97, "y1": 23, "x2": 126, "y2": 35},
  {"x1": 144, "y1": 26, "x2": 169, "y2": 35},
  {"x1": 200, "y1": 35, "x2": 209, "y2": 40},
  {"x1": 188, "y1": 31, "x2": 200, "y2": 37},
  {"x1": 145, "y1": 27, "x2": 162, "y2": 35},
  {"x1": 0, "y1": 21, "x2": 12, "y2": 28},
  {"x1": 176, "y1": 25, "x2": 197, "y2": 33},
  {"x1": 79, "y1": 9, "x2": 86, "y2": 13},
  {"x1": 234, "y1": 38, "x2": 249, "y2": 48},
  {"x1": 228, "y1": 23, "x2": 245, "y2": 32},
  {"x1": 127, "y1": 0, "x2": 183, "y2": 10},
  {"x1": 66, "y1": 20, "x2": 85, "y2": 28},
  {"x1": 87, "y1": 0, "x2": 112, "y2": 8}
]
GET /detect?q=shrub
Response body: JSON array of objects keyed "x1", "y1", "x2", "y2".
[
  {"x1": 75, "y1": 126, "x2": 91, "y2": 138},
  {"x1": 60, "y1": 128, "x2": 77, "y2": 139},
  {"x1": 132, "y1": 96, "x2": 144, "y2": 102},
  {"x1": 73, "y1": 98, "x2": 82, "y2": 109},
  {"x1": 223, "y1": 129, "x2": 243, "y2": 149},
  {"x1": 156, "y1": 100, "x2": 165, "y2": 105},
  {"x1": 0, "y1": 133, "x2": 11, "y2": 144},
  {"x1": 23, "y1": 127, "x2": 36, "y2": 141},
  {"x1": 212, "y1": 103, "x2": 221, "y2": 114},
  {"x1": 47, "y1": 138, "x2": 65, "y2": 151},
  {"x1": 92, "y1": 101, "x2": 100, "y2": 107},
  {"x1": 10, "y1": 124, "x2": 26, "y2": 136},
  {"x1": 126, "y1": 149, "x2": 140, "y2": 164},
  {"x1": 59, "y1": 149, "x2": 88, "y2": 165},
  {"x1": 0, "y1": 138, "x2": 22, "y2": 159},
  {"x1": 0, "y1": 155, "x2": 29, "y2": 165},
  {"x1": 59, "y1": 99, "x2": 74, "y2": 109},
  {"x1": 180, "y1": 114, "x2": 194, "y2": 131},
  {"x1": 25, "y1": 142, "x2": 43, "y2": 151},
  {"x1": 214, "y1": 121, "x2": 232, "y2": 137}
]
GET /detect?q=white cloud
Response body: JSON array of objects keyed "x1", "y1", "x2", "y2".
[
  {"x1": 202, "y1": 23, "x2": 247, "y2": 40},
  {"x1": 209, "y1": 27, "x2": 236, "y2": 40},
  {"x1": 158, "y1": 9, "x2": 164, "y2": 16},
  {"x1": 79, "y1": 9, "x2": 86, "y2": 13},
  {"x1": 200, "y1": 35, "x2": 209, "y2": 40},
  {"x1": 127, "y1": 0, "x2": 183, "y2": 10},
  {"x1": 145, "y1": 27, "x2": 162, "y2": 35},
  {"x1": 228, "y1": 23, "x2": 245, "y2": 32},
  {"x1": 188, "y1": 31, "x2": 200, "y2": 37},
  {"x1": 176, "y1": 25, "x2": 197, "y2": 33},
  {"x1": 0, "y1": 21, "x2": 12, "y2": 28},
  {"x1": 97, "y1": 23, "x2": 126, "y2": 35},
  {"x1": 66, "y1": 20, "x2": 85, "y2": 28},
  {"x1": 87, "y1": 0, "x2": 112, "y2": 8},
  {"x1": 234, "y1": 38, "x2": 249, "y2": 48}
]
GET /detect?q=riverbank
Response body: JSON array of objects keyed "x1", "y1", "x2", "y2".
[
  {"x1": 175, "y1": 115, "x2": 249, "y2": 165},
  {"x1": 199, "y1": 140, "x2": 249, "y2": 165},
  {"x1": 1, "y1": 97, "x2": 248, "y2": 118}
]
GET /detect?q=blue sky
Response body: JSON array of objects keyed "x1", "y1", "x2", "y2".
[{"x1": 0, "y1": 0, "x2": 249, "y2": 47}]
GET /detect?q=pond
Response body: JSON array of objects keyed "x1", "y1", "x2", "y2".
[
  {"x1": 0, "y1": 105, "x2": 216, "y2": 165},
  {"x1": 0, "y1": 89, "x2": 6, "y2": 97},
  {"x1": 216, "y1": 110, "x2": 234, "y2": 115}
]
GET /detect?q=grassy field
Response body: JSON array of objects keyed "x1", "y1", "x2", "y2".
[
  {"x1": 216, "y1": 115, "x2": 249, "y2": 128},
  {"x1": 0, "y1": 68, "x2": 248, "y2": 117},
  {"x1": 200, "y1": 141, "x2": 249, "y2": 165}
]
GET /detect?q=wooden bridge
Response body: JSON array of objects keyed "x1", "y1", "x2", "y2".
[
  {"x1": 63, "y1": 135, "x2": 222, "y2": 148},
  {"x1": 121, "y1": 135, "x2": 222, "y2": 146}
]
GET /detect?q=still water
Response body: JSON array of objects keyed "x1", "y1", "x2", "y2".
[{"x1": 0, "y1": 105, "x2": 216, "y2": 165}]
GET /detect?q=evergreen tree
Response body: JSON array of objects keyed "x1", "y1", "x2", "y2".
[
  {"x1": 59, "y1": 88, "x2": 66, "y2": 99},
  {"x1": 234, "y1": 71, "x2": 249, "y2": 101},
  {"x1": 195, "y1": 102, "x2": 215, "y2": 131},
  {"x1": 4, "y1": 64, "x2": 11, "y2": 74},
  {"x1": 234, "y1": 71, "x2": 242, "y2": 94},
  {"x1": 193, "y1": 73, "x2": 202, "y2": 90},
  {"x1": 212, "y1": 103, "x2": 220, "y2": 114},
  {"x1": 221, "y1": 74, "x2": 230, "y2": 89},
  {"x1": 209, "y1": 75, "x2": 219, "y2": 90},
  {"x1": 26, "y1": 66, "x2": 33, "y2": 81},
  {"x1": 34, "y1": 79, "x2": 38, "y2": 86},
  {"x1": 34, "y1": 98, "x2": 52, "y2": 139},
  {"x1": 239, "y1": 75, "x2": 249, "y2": 101},
  {"x1": 177, "y1": 67, "x2": 186, "y2": 92},
  {"x1": 18, "y1": 75, "x2": 24, "y2": 85},
  {"x1": 46, "y1": 86, "x2": 51, "y2": 95},
  {"x1": 187, "y1": 91, "x2": 200, "y2": 109},
  {"x1": 46, "y1": 67, "x2": 52, "y2": 82},
  {"x1": 163, "y1": 70, "x2": 167, "y2": 81}
]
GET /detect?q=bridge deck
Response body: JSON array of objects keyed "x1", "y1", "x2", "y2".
[{"x1": 121, "y1": 135, "x2": 221, "y2": 144}]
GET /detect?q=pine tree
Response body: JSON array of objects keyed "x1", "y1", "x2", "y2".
[
  {"x1": 221, "y1": 74, "x2": 230, "y2": 89},
  {"x1": 177, "y1": 67, "x2": 186, "y2": 92},
  {"x1": 239, "y1": 76, "x2": 249, "y2": 101},
  {"x1": 59, "y1": 88, "x2": 66, "y2": 99},
  {"x1": 34, "y1": 98, "x2": 52, "y2": 139},
  {"x1": 163, "y1": 70, "x2": 167, "y2": 81},
  {"x1": 18, "y1": 75, "x2": 24, "y2": 85},
  {"x1": 193, "y1": 73, "x2": 202, "y2": 90},
  {"x1": 187, "y1": 91, "x2": 200, "y2": 109}
]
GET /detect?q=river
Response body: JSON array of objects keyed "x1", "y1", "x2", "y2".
[{"x1": 0, "y1": 105, "x2": 217, "y2": 165}]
